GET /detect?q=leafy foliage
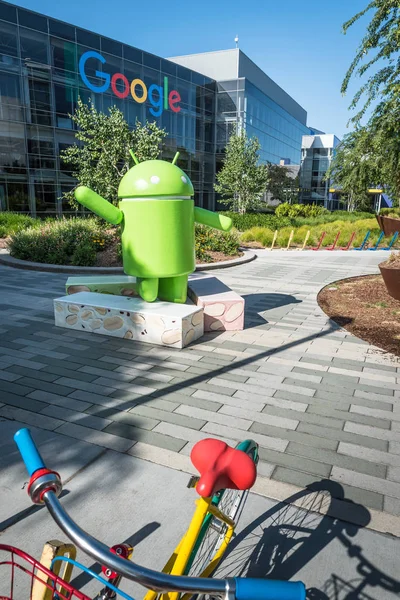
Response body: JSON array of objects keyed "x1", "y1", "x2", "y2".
[
  {"x1": 339, "y1": 3, "x2": 400, "y2": 205},
  {"x1": 380, "y1": 207, "x2": 400, "y2": 217},
  {"x1": 9, "y1": 218, "x2": 112, "y2": 266},
  {"x1": 0, "y1": 212, "x2": 40, "y2": 238},
  {"x1": 326, "y1": 128, "x2": 382, "y2": 211},
  {"x1": 265, "y1": 163, "x2": 299, "y2": 204},
  {"x1": 214, "y1": 131, "x2": 269, "y2": 213},
  {"x1": 60, "y1": 98, "x2": 167, "y2": 208},
  {"x1": 195, "y1": 224, "x2": 240, "y2": 263},
  {"x1": 342, "y1": 1, "x2": 400, "y2": 125},
  {"x1": 275, "y1": 202, "x2": 328, "y2": 218}
]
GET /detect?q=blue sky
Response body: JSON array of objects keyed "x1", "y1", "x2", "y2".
[{"x1": 9, "y1": 0, "x2": 371, "y2": 138}]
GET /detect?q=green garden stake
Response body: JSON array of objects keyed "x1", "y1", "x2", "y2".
[{"x1": 74, "y1": 156, "x2": 232, "y2": 303}]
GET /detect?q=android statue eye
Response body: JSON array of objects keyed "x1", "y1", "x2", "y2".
[
  {"x1": 181, "y1": 176, "x2": 188, "y2": 184},
  {"x1": 150, "y1": 176, "x2": 160, "y2": 184}
]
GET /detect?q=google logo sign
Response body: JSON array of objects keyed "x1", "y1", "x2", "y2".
[{"x1": 79, "y1": 51, "x2": 181, "y2": 117}]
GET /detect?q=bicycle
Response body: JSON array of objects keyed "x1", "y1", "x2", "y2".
[{"x1": 1, "y1": 428, "x2": 306, "y2": 600}]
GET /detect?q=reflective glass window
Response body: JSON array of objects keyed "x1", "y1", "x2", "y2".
[
  {"x1": 101, "y1": 37, "x2": 122, "y2": 57},
  {"x1": 29, "y1": 79, "x2": 52, "y2": 125},
  {"x1": 161, "y1": 59, "x2": 176, "y2": 77},
  {"x1": 124, "y1": 46, "x2": 142, "y2": 64},
  {"x1": 0, "y1": 122, "x2": 25, "y2": 170},
  {"x1": 20, "y1": 28, "x2": 48, "y2": 64},
  {"x1": 34, "y1": 182, "x2": 57, "y2": 214},
  {"x1": 51, "y1": 38, "x2": 77, "y2": 74},
  {"x1": 143, "y1": 52, "x2": 160, "y2": 70},
  {"x1": 76, "y1": 29, "x2": 100, "y2": 50},
  {"x1": 6, "y1": 182, "x2": 29, "y2": 211},
  {"x1": 0, "y1": 71, "x2": 23, "y2": 121},
  {"x1": 0, "y1": 3, "x2": 17, "y2": 23},
  {"x1": 18, "y1": 8, "x2": 47, "y2": 32},
  {"x1": 49, "y1": 20, "x2": 75, "y2": 41},
  {"x1": 0, "y1": 21, "x2": 18, "y2": 57}
]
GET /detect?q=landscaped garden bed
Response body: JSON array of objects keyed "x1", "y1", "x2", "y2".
[
  {"x1": 2, "y1": 213, "x2": 242, "y2": 267},
  {"x1": 223, "y1": 204, "x2": 395, "y2": 250},
  {"x1": 318, "y1": 274, "x2": 400, "y2": 356}
]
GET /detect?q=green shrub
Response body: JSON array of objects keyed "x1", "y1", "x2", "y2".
[
  {"x1": 9, "y1": 218, "x2": 113, "y2": 265},
  {"x1": 195, "y1": 224, "x2": 240, "y2": 262},
  {"x1": 380, "y1": 207, "x2": 400, "y2": 218},
  {"x1": 275, "y1": 202, "x2": 329, "y2": 219},
  {"x1": 220, "y1": 212, "x2": 292, "y2": 231},
  {"x1": 71, "y1": 243, "x2": 97, "y2": 266},
  {"x1": 0, "y1": 212, "x2": 40, "y2": 238}
]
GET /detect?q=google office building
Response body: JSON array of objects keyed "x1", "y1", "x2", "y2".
[{"x1": 0, "y1": 0, "x2": 308, "y2": 215}]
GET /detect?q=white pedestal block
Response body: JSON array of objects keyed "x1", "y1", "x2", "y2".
[
  {"x1": 66, "y1": 275, "x2": 137, "y2": 296},
  {"x1": 54, "y1": 292, "x2": 203, "y2": 348}
]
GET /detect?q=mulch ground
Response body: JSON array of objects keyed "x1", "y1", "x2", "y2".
[{"x1": 318, "y1": 274, "x2": 400, "y2": 356}]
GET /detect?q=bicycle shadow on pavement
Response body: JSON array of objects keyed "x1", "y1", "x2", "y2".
[{"x1": 214, "y1": 480, "x2": 400, "y2": 600}]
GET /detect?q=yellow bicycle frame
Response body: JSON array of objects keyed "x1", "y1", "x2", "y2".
[{"x1": 144, "y1": 495, "x2": 235, "y2": 600}]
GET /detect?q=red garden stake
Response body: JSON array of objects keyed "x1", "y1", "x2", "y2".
[
  {"x1": 340, "y1": 231, "x2": 356, "y2": 251},
  {"x1": 326, "y1": 231, "x2": 341, "y2": 251},
  {"x1": 311, "y1": 231, "x2": 326, "y2": 251}
]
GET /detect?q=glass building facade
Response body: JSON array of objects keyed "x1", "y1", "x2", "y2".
[
  {"x1": 216, "y1": 79, "x2": 308, "y2": 165},
  {"x1": 0, "y1": 0, "x2": 216, "y2": 215}
]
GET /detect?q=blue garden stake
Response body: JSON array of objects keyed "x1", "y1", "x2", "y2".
[
  {"x1": 382, "y1": 231, "x2": 399, "y2": 250},
  {"x1": 367, "y1": 230, "x2": 384, "y2": 251},
  {"x1": 353, "y1": 230, "x2": 370, "y2": 251}
]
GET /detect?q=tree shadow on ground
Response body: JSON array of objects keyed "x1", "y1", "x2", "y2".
[{"x1": 215, "y1": 480, "x2": 399, "y2": 600}]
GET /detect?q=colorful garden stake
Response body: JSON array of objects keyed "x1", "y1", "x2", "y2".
[
  {"x1": 326, "y1": 230, "x2": 341, "y2": 251},
  {"x1": 311, "y1": 231, "x2": 326, "y2": 251},
  {"x1": 269, "y1": 230, "x2": 278, "y2": 251},
  {"x1": 382, "y1": 231, "x2": 399, "y2": 250},
  {"x1": 340, "y1": 231, "x2": 356, "y2": 251},
  {"x1": 353, "y1": 231, "x2": 371, "y2": 251},
  {"x1": 367, "y1": 231, "x2": 384, "y2": 251},
  {"x1": 285, "y1": 230, "x2": 294, "y2": 251},
  {"x1": 298, "y1": 230, "x2": 310, "y2": 251}
]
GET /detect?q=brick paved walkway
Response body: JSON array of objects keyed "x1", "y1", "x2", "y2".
[{"x1": 0, "y1": 250, "x2": 399, "y2": 521}]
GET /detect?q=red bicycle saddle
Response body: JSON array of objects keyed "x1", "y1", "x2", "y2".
[{"x1": 190, "y1": 438, "x2": 257, "y2": 498}]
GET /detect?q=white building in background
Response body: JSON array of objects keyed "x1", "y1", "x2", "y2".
[{"x1": 299, "y1": 133, "x2": 340, "y2": 209}]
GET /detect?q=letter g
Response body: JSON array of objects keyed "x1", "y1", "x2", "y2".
[{"x1": 79, "y1": 51, "x2": 110, "y2": 93}]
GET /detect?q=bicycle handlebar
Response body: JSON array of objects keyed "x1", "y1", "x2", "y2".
[
  {"x1": 14, "y1": 428, "x2": 46, "y2": 476},
  {"x1": 14, "y1": 428, "x2": 306, "y2": 600}
]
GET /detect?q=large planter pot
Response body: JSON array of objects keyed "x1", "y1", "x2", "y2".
[
  {"x1": 379, "y1": 262, "x2": 400, "y2": 300},
  {"x1": 376, "y1": 215, "x2": 400, "y2": 236}
]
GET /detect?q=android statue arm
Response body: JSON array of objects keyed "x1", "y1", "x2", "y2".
[
  {"x1": 74, "y1": 186, "x2": 123, "y2": 226},
  {"x1": 194, "y1": 207, "x2": 232, "y2": 231}
]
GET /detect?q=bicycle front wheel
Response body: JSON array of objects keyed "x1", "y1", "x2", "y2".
[{"x1": 185, "y1": 439, "x2": 259, "y2": 582}]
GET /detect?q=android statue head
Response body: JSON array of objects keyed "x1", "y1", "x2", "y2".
[{"x1": 118, "y1": 151, "x2": 194, "y2": 199}]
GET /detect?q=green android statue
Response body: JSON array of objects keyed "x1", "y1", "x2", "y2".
[{"x1": 74, "y1": 152, "x2": 232, "y2": 304}]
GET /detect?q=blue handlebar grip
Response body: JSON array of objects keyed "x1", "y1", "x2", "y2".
[
  {"x1": 235, "y1": 578, "x2": 306, "y2": 600},
  {"x1": 14, "y1": 428, "x2": 46, "y2": 477}
]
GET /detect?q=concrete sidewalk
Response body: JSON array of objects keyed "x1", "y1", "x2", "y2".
[
  {"x1": 0, "y1": 250, "x2": 399, "y2": 534},
  {"x1": 0, "y1": 421, "x2": 398, "y2": 599}
]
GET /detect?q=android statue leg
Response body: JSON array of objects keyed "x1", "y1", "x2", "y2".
[
  {"x1": 136, "y1": 277, "x2": 159, "y2": 302},
  {"x1": 158, "y1": 275, "x2": 188, "y2": 304}
]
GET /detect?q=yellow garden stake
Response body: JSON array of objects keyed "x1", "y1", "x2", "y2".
[
  {"x1": 270, "y1": 229, "x2": 278, "y2": 250},
  {"x1": 285, "y1": 230, "x2": 294, "y2": 251},
  {"x1": 299, "y1": 230, "x2": 310, "y2": 251}
]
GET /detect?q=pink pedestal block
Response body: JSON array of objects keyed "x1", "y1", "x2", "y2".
[{"x1": 188, "y1": 275, "x2": 244, "y2": 331}]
